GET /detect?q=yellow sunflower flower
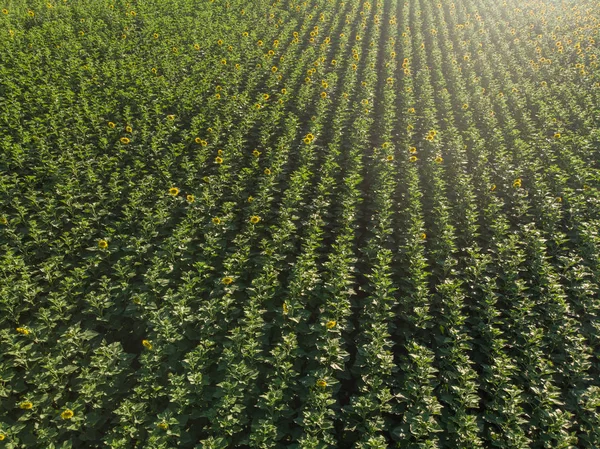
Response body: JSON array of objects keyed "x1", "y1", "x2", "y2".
[{"x1": 61, "y1": 409, "x2": 74, "y2": 420}]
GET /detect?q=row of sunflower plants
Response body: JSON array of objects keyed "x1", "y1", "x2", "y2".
[
  {"x1": 287, "y1": 1, "x2": 384, "y2": 447},
  {"x1": 406, "y1": 1, "x2": 484, "y2": 446},
  {"x1": 296, "y1": 0, "x2": 386, "y2": 444},
  {"x1": 247, "y1": 2, "x2": 374, "y2": 447},
  {"x1": 424, "y1": 4, "x2": 534, "y2": 447},
  {"x1": 341, "y1": 0, "x2": 399, "y2": 445},
  {"x1": 368, "y1": 1, "x2": 445, "y2": 447}
]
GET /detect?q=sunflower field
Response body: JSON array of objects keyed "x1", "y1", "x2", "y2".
[{"x1": 1, "y1": 0, "x2": 600, "y2": 447}]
